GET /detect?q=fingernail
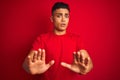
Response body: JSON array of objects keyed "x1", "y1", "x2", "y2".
[
  {"x1": 52, "y1": 60, "x2": 55, "y2": 63},
  {"x1": 38, "y1": 49, "x2": 41, "y2": 51},
  {"x1": 77, "y1": 52, "x2": 80, "y2": 54},
  {"x1": 28, "y1": 56, "x2": 30, "y2": 58},
  {"x1": 73, "y1": 52, "x2": 76, "y2": 54},
  {"x1": 35, "y1": 51, "x2": 37, "y2": 54},
  {"x1": 51, "y1": 60, "x2": 55, "y2": 64},
  {"x1": 42, "y1": 49, "x2": 45, "y2": 52},
  {"x1": 61, "y1": 62, "x2": 64, "y2": 65}
]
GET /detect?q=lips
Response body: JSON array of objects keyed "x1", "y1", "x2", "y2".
[{"x1": 61, "y1": 23, "x2": 66, "y2": 27}]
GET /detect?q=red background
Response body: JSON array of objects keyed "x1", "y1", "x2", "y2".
[{"x1": 0, "y1": 0, "x2": 120, "y2": 80}]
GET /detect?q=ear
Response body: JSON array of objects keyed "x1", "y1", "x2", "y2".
[{"x1": 50, "y1": 16, "x2": 53, "y2": 22}]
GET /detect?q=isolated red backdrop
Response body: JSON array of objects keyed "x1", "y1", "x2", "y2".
[{"x1": 0, "y1": 0, "x2": 120, "y2": 80}]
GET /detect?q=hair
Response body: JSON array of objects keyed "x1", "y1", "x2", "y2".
[{"x1": 52, "y1": 2, "x2": 70, "y2": 15}]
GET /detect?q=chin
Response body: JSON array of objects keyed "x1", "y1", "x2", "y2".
[
  {"x1": 58, "y1": 28, "x2": 67, "y2": 31},
  {"x1": 60, "y1": 27, "x2": 67, "y2": 31},
  {"x1": 55, "y1": 26, "x2": 67, "y2": 31}
]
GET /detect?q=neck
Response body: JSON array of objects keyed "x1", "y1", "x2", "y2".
[{"x1": 53, "y1": 30, "x2": 66, "y2": 35}]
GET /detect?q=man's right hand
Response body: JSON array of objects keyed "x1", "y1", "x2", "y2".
[{"x1": 23, "y1": 49, "x2": 55, "y2": 75}]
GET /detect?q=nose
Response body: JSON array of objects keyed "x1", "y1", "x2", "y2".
[{"x1": 61, "y1": 16, "x2": 65, "y2": 22}]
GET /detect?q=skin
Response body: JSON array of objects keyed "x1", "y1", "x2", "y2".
[
  {"x1": 23, "y1": 8, "x2": 93, "y2": 75},
  {"x1": 51, "y1": 8, "x2": 69, "y2": 35}
]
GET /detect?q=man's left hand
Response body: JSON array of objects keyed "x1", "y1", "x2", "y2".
[{"x1": 61, "y1": 50, "x2": 93, "y2": 75}]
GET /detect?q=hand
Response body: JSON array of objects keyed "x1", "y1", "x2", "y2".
[
  {"x1": 61, "y1": 50, "x2": 93, "y2": 75},
  {"x1": 23, "y1": 49, "x2": 55, "y2": 75}
]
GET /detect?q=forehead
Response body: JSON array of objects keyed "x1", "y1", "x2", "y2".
[{"x1": 53, "y1": 8, "x2": 69, "y2": 14}]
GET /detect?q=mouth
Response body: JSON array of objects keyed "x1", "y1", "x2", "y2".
[{"x1": 61, "y1": 23, "x2": 66, "y2": 27}]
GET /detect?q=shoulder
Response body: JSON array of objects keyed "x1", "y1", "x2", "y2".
[
  {"x1": 40, "y1": 32, "x2": 51, "y2": 37},
  {"x1": 36, "y1": 32, "x2": 52, "y2": 40}
]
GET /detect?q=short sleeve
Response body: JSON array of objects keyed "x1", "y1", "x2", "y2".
[
  {"x1": 32, "y1": 35, "x2": 44, "y2": 50},
  {"x1": 76, "y1": 35, "x2": 85, "y2": 50}
]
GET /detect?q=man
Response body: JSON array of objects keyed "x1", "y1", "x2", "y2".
[{"x1": 23, "y1": 2, "x2": 93, "y2": 80}]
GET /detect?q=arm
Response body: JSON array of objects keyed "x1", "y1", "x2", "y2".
[{"x1": 23, "y1": 49, "x2": 55, "y2": 75}]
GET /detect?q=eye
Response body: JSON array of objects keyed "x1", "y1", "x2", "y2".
[
  {"x1": 65, "y1": 14, "x2": 69, "y2": 18},
  {"x1": 56, "y1": 15, "x2": 61, "y2": 18}
]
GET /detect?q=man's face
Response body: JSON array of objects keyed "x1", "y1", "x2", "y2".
[{"x1": 51, "y1": 8, "x2": 69, "y2": 31}]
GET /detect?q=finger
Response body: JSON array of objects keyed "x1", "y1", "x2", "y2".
[
  {"x1": 46, "y1": 60, "x2": 55, "y2": 69},
  {"x1": 85, "y1": 57, "x2": 90, "y2": 66},
  {"x1": 79, "y1": 51, "x2": 84, "y2": 63},
  {"x1": 84, "y1": 58, "x2": 88, "y2": 66},
  {"x1": 41, "y1": 49, "x2": 45, "y2": 61},
  {"x1": 77, "y1": 51, "x2": 81, "y2": 62},
  {"x1": 38, "y1": 49, "x2": 42, "y2": 60},
  {"x1": 33, "y1": 51, "x2": 37, "y2": 62},
  {"x1": 27, "y1": 56, "x2": 32, "y2": 64},
  {"x1": 61, "y1": 62, "x2": 71, "y2": 70},
  {"x1": 73, "y1": 52, "x2": 77, "y2": 63}
]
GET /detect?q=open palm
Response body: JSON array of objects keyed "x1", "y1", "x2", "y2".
[
  {"x1": 61, "y1": 50, "x2": 92, "y2": 74},
  {"x1": 23, "y1": 49, "x2": 54, "y2": 75}
]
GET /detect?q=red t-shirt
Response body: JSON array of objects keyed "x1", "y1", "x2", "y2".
[{"x1": 32, "y1": 31, "x2": 84, "y2": 80}]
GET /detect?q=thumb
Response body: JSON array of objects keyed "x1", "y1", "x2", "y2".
[
  {"x1": 61, "y1": 62, "x2": 71, "y2": 69},
  {"x1": 46, "y1": 60, "x2": 55, "y2": 68}
]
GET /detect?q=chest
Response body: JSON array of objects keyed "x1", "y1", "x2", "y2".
[{"x1": 44, "y1": 37, "x2": 77, "y2": 63}]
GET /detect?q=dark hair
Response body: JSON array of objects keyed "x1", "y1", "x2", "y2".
[{"x1": 52, "y1": 2, "x2": 70, "y2": 15}]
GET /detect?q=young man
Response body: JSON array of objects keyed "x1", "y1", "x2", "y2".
[{"x1": 23, "y1": 2, "x2": 93, "y2": 80}]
